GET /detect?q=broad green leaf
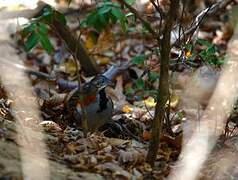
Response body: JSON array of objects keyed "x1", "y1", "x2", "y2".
[
  {"x1": 111, "y1": 8, "x2": 125, "y2": 22},
  {"x1": 197, "y1": 38, "x2": 212, "y2": 47},
  {"x1": 142, "y1": 22, "x2": 151, "y2": 32},
  {"x1": 54, "y1": 11, "x2": 66, "y2": 25},
  {"x1": 99, "y1": 2, "x2": 119, "y2": 8},
  {"x1": 199, "y1": 50, "x2": 207, "y2": 60},
  {"x1": 42, "y1": 5, "x2": 53, "y2": 17},
  {"x1": 21, "y1": 22, "x2": 36, "y2": 37},
  {"x1": 94, "y1": 20, "x2": 105, "y2": 32},
  {"x1": 148, "y1": 71, "x2": 158, "y2": 82},
  {"x1": 24, "y1": 32, "x2": 38, "y2": 52},
  {"x1": 135, "y1": 78, "x2": 144, "y2": 89},
  {"x1": 86, "y1": 11, "x2": 98, "y2": 26},
  {"x1": 38, "y1": 23, "x2": 47, "y2": 34},
  {"x1": 41, "y1": 5, "x2": 54, "y2": 22},
  {"x1": 109, "y1": 12, "x2": 118, "y2": 23},
  {"x1": 38, "y1": 29, "x2": 53, "y2": 54},
  {"x1": 131, "y1": 55, "x2": 145, "y2": 65},
  {"x1": 125, "y1": 87, "x2": 135, "y2": 95},
  {"x1": 79, "y1": 19, "x2": 87, "y2": 28},
  {"x1": 125, "y1": 0, "x2": 136, "y2": 5},
  {"x1": 144, "y1": 90, "x2": 158, "y2": 99},
  {"x1": 98, "y1": 5, "x2": 111, "y2": 15},
  {"x1": 99, "y1": 13, "x2": 109, "y2": 26},
  {"x1": 207, "y1": 46, "x2": 216, "y2": 55}
]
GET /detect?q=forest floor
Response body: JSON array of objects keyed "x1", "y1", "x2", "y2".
[{"x1": 0, "y1": 0, "x2": 238, "y2": 179}]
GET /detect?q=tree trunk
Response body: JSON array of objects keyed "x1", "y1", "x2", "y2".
[{"x1": 146, "y1": 0, "x2": 180, "y2": 167}]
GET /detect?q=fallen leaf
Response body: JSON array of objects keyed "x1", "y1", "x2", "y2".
[
  {"x1": 170, "y1": 92, "x2": 179, "y2": 108},
  {"x1": 95, "y1": 26, "x2": 114, "y2": 53},
  {"x1": 106, "y1": 138, "x2": 131, "y2": 146},
  {"x1": 142, "y1": 130, "x2": 151, "y2": 141},
  {"x1": 39, "y1": 121, "x2": 62, "y2": 133},
  {"x1": 118, "y1": 149, "x2": 146, "y2": 164},
  {"x1": 96, "y1": 162, "x2": 131, "y2": 179},
  {"x1": 122, "y1": 104, "x2": 133, "y2": 113},
  {"x1": 144, "y1": 96, "x2": 156, "y2": 107},
  {"x1": 59, "y1": 58, "x2": 77, "y2": 76}
]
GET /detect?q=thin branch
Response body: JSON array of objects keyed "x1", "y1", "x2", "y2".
[{"x1": 149, "y1": 0, "x2": 164, "y2": 18}]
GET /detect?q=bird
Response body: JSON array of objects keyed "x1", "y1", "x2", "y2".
[{"x1": 65, "y1": 75, "x2": 114, "y2": 131}]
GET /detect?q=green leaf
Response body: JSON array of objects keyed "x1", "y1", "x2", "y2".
[
  {"x1": 99, "y1": 13, "x2": 109, "y2": 26},
  {"x1": 79, "y1": 19, "x2": 88, "y2": 28},
  {"x1": 199, "y1": 50, "x2": 208, "y2": 60},
  {"x1": 144, "y1": 90, "x2": 158, "y2": 99},
  {"x1": 42, "y1": 5, "x2": 53, "y2": 17},
  {"x1": 98, "y1": 5, "x2": 111, "y2": 15},
  {"x1": 86, "y1": 11, "x2": 98, "y2": 26},
  {"x1": 41, "y1": 5, "x2": 54, "y2": 22},
  {"x1": 38, "y1": 23, "x2": 47, "y2": 34},
  {"x1": 111, "y1": 7, "x2": 127, "y2": 31},
  {"x1": 109, "y1": 12, "x2": 118, "y2": 23},
  {"x1": 125, "y1": 0, "x2": 136, "y2": 5},
  {"x1": 38, "y1": 29, "x2": 53, "y2": 54},
  {"x1": 131, "y1": 55, "x2": 145, "y2": 65},
  {"x1": 54, "y1": 11, "x2": 66, "y2": 25},
  {"x1": 142, "y1": 22, "x2": 151, "y2": 32},
  {"x1": 183, "y1": 43, "x2": 193, "y2": 51},
  {"x1": 125, "y1": 87, "x2": 135, "y2": 95},
  {"x1": 21, "y1": 22, "x2": 36, "y2": 37},
  {"x1": 111, "y1": 8, "x2": 125, "y2": 21},
  {"x1": 207, "y1": 46, "x2": 216, "y2": 55},
  {"x1": 148, "y1": 71, "x2": 158, "y2": 82},
  {"x1": 135, "y1": 78, "x2": 144, "y2": 89},
  {"x1": 24, "y1": 32, "x2": 38, "y2": 52},
  {"x1": 197, "y1": 38, "x2": 212, "y2": 47}
]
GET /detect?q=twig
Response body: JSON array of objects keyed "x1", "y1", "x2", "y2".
[
  {"x1": 73, "y1": 25, "x2": 88, "y2": 136},
  {"x1": 149, "y1": 0, "x2": 164, "y2": 18}
]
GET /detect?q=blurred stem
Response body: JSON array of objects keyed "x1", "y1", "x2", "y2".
[
  {"x1": 146, "y1": 0, "x2": 180, "y2": 167},
  {"x1": 73, "y1": 33, "x2": 88, "y2": 137}
]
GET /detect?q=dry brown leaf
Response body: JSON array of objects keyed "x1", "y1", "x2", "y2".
[
  {"x1": 95, "y1": 26, "x2": 115, "y2": 53},
  {"x1": 59, "y1": 58, "x2": 77, "y2": 76},
  {"x1": 96, "y1": 162, "x2": 131, "y2": 179},
  {"x1": 39, "y1": 121, "x2": 62, "y2": 133},
  {"x1": 85, "y1": 32, "x2": 96, "y2": 50},
  {"x1": 106, "y1": 138, "x2": 131, "y2": 146},
  {"x1": 118, "y1": 149, "x2": 146, "y2": 164},
  {"x1": 142, "y1": 130, "x2": 151, "y2": 141},
  {"x1": 161, "y1": 133, "x2": 183, "y2": 149},
  {"x1": 169, "y1": 92, "x2": 179, "y2": 109},
  {"x1": 95, "y1": 55, "x2": 110, "y2": 66},
  {"x1": 106, "y1": 75, "x2": 129, "y2": 112},
  {"x1": 122, "y1": 104, "x2": 133, "y2": 113}
]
